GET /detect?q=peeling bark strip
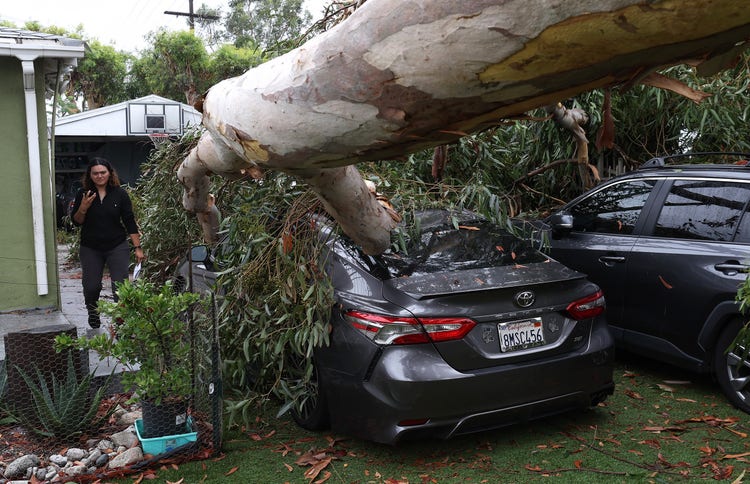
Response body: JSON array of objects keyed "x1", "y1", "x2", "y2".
[{"x1": 180, "y1": 0, "x2": 750, "y2": 254}]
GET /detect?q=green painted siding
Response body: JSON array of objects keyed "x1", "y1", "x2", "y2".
[{"x1": 0, "y1": 57, "x2": 59, "y2": 312}]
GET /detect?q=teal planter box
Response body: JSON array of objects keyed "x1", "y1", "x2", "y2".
[{"x1": 135, "y1": 418, "x2": 197, "y2": 455}]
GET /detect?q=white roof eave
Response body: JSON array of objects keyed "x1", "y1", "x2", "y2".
[{"x1": 0, "y1": 43, "x2": 85, "y2": 65}]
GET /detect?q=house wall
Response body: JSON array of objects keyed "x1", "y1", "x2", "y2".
[{"x1": 0, "y1": 57, "x2": 58, "y2": 312}]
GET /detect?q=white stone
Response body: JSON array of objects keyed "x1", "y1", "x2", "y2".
[
  {"x1": 65, "y1": 448, "x2": 87, "y2": 461},
  {"x1": 107, "y1": 447, "x2": 143, "y2": 469},
  {"x1": 3, "y1": 454, "x2": 40, "y2": 479},
  {"x1": 48, "y1": 454, "x2": 68, "y2": 466},
  {"x1": 110, "y1": 428, "x2": 138, "y2": 448}
]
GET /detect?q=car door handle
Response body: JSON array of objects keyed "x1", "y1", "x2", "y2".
[
  {"x1": 598, "y1": 255, "x2": 626, "y2": 266},
  {"x1": 714, "y1": 262, "x2": 750, "y2": 275}
]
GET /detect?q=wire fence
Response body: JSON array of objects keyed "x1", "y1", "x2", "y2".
[{"x1": 0, "y1": 247, "x2": 222, "y2": 482}]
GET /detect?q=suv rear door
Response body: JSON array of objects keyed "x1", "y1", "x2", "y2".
[{"x1": 621, "y1": 177, "x2": 750, "y2": 363}]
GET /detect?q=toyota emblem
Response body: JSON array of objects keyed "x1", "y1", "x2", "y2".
[{"x1": 514, "y1": 290, "x2": 535, "y2": 308}]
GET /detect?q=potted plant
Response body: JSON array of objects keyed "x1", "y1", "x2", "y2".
[{"x1": 56, "y1": 279, "x2": 201, "y2": 439}]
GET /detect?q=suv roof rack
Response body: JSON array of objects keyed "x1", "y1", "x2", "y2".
[{"x1": 640, "y1": 152, "x2": 750, "y2": 169}]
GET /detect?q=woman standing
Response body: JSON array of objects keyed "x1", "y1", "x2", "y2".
[{"x1": 71, "y1": 158, "x2": 145, "y2": 328}]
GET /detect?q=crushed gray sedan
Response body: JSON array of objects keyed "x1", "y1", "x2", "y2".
[{"x1": 177, "y1": 209, "x2": 614, "y2": 444}]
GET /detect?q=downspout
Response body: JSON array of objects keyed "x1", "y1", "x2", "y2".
[
  {"x1": 50, "y1": 60, "x2": 62, "y2": 306},
  {"x1": 20, "y1": 58, "x2": 49, "y2": 295}
]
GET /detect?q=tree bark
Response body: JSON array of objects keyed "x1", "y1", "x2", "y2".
[{"x1": 180, "y1": 0, "x2": 750, "y2": 254}]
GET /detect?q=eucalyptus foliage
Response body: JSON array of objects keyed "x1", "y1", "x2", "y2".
[
  {"x1": 129, "y1": 50, "x2": 750, "y2": 431},
  {"x1": 225, "y1": 0, "x2": 311, "y2": 54}
]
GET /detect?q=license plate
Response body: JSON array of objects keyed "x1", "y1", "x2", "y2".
[{"x1": 498, "y1": 318, "x2": 544, "y2": 353}]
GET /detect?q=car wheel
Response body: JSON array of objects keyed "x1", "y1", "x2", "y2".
[
  {"x1": 713, "y1": 319, "x2": 750, "y2": 413},
  {"x1": 291, "y1": 360, "x2": 330, "y2": 431}
]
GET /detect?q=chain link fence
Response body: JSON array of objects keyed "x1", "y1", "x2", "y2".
[{"x1": 0, "y1": 248, "x2": 222, "y2": 482}]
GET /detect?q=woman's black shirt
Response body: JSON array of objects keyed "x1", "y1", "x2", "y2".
[{"x1": 72, "y1": 186, "x2": 139, "y2": 251}]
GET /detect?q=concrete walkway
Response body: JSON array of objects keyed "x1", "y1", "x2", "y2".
[{"x1": 0, "y1": 243, "x2": 121, "y2": 378}]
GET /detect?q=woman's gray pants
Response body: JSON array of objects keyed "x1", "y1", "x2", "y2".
[{"x1": 79, "y1": 240, "x2": 130, "y2": 314}]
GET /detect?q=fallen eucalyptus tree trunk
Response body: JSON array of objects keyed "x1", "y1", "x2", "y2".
[{"x1": 178, "y1": 0, "x2": 750, "y2": 254}]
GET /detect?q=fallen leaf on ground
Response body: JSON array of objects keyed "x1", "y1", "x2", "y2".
[
  {"x1": 624, "y1": 389, "x2": 643, "y2": 400},
  {"x1": 304, "y1": 456, "x2": 332, "y2": 481},
  {"x1": 723, "y1": 452, "x2": 750, "y2": 460},
  {"x1": 225, "y1": 466, "x2": 239, "y2": 476},
  {"x1": 642, "y1": 426, "x2": 686, "y2": 433},
  {"x1": 314, "y1": 470, "x2": 332, "y2": 483},
  {"x1": 731, "y1": 469, "x2": 746, "y2": 484}
]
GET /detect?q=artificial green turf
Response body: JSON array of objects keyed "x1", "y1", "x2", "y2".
[{"x1": 109, "y1": 352, "x2": 750, "y2": 483}]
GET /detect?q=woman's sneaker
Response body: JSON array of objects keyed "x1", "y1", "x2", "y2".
[{"x1": 88, "y1": 313, "x2": 101, "y2": 328}]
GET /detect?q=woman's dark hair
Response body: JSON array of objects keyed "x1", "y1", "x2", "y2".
[{"x1": 81, "y1": 157, "x2": 121, "y2": 190}]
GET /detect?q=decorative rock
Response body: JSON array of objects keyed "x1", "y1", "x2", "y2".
[
  {"x1": 96, "y1": 439, "x2": 114, "y2": 452},
  {"x1": 95, "y1": 454, "x2": 110, "y2": 468},
  {"x1": 112, "y1": 405, "x2": 128, "y2": 419},
  {"x1": 65, "y1": 448, "x2": 87, "y2": 461},
  {"x1": 44, "y1": 466, "x2": 58, "y2": 481},
  {"x1": 108, "y1": 447, "x2": 143, "y2": 469},
  {"x1": 84, "y1": 449, "x2": 102, "y2": 467},
  {"x1": 118, "y1": 411, "x2": 142, "y2": 426},
  {"x1": 110, "y1": 428, "x2": 138, "y2": 448},
  {"x1": 34, "y1": 467, "x2": 45, "y2": 480},
  {"x1": 3, "y1": 454, "x2": 40, "y2": 479},
  {"x1": 49, "y1": 454, "x2": 68, "y2": 466},
  {"x1": 64, "y1": 465, "x2": 87, "y2": 477}
]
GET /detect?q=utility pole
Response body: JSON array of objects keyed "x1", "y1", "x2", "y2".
[{"x1": 165, "y1": 0, "x2": 220, "y2": 31}]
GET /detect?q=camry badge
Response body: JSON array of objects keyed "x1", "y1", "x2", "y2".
[{"x1": 514, "y1": 290, "x2": 535, "y2": 308}]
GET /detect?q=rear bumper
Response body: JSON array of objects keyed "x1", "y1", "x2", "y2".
[{"x1": 324, "y1": 328, "x2": 614, "y2": 444}]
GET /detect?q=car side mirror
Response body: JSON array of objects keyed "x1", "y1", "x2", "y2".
[
  {"x1": 549, "y1": 212, "x2": 573, "y2": 238},
  {"x1": 190, "y1": 245, "x2": 209, "y2": 263}
]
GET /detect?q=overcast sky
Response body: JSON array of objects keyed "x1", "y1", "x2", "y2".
[{"x1": 1, "y1": 0, "x2": 328, "y2": 53}]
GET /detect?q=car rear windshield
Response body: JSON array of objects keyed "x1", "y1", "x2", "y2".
[{"x1": 341, "y1": 217, "x2": 548, "y2": 279}]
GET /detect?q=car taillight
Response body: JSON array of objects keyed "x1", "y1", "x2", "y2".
[
  {"x1": 345, "y1": 310, "x2": 476, "y2": 345},
  {"x1": 566, "y1": 290, "x2": 605, "y2": 320}
]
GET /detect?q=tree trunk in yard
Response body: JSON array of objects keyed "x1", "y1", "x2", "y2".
[{"x1": 179, "y1": 0, "x2": 750, "y2": 254}]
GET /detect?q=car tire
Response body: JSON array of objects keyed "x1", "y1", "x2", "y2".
[
  {"x1": 713, "y1": 319, "x2": 750, "y2": 413},
  {"x1": 291, "y1": 361, "x2": 330, "y2": 431}
]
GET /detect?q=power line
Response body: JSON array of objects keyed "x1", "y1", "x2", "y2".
[{"x1": 164, "y1": 0, "x2": 220, "y2": 31}]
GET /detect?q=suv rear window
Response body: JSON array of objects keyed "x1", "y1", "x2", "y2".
[{"x1": 653, "y1": 180, "x2": 750, "y2": 241}]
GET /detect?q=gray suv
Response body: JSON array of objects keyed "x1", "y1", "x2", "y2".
[{"x1": 545, "y1": 153, "x2": 750, "y2": 413}]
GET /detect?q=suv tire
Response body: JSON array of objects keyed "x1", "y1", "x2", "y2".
[{"x1": 713, "y1": 319, "x2": 750, "y2": 413}]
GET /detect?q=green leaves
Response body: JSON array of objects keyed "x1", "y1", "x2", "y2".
[{"x1": 56, "y1": 279, "x2": 201, "y2": 405}]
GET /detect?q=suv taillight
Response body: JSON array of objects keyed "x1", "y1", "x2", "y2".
[
  {"x1": 566, "y1": 290, "x2": 605, "y2": 320},
  {"x1": 345, "y1": 310, "x2": 476, "y2": 345}
]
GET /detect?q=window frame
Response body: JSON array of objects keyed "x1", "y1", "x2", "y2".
[
  {"x1": 565, "y1": 177, "x2": 665, "y2": 236},
  {"x1": 639, "y1": 176, "x2": 750, "y2": 243}
]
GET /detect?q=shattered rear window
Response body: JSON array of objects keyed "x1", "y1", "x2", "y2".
[{"x1": 340, "y1": 215, "x2": 548, "y2": 279}]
